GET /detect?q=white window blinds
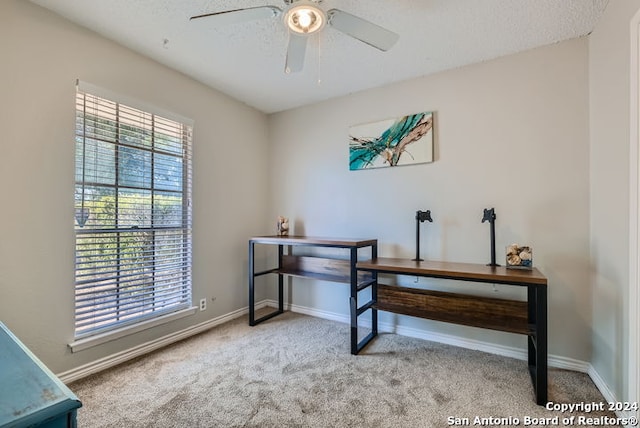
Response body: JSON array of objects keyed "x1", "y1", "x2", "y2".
[{"x1": 74, "y1": 83, "x2": 193, "y2": 338}]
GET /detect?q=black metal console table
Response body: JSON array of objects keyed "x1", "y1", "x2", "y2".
[
  {"x1": 355, "y1": 257, "x2": 548, "y2": 405},
  {"x1": 248, "y1": 235, "x2": 378, "y2": 353}
]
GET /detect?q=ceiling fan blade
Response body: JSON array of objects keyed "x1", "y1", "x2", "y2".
[
  {"x1": 190, "y1": 6, "x2": 281, "y2": 26},
  {"x1": 326, "y1": 9, "x2": 399, "y2": 52},
  {"x1": 285, "y1": 33, "x2": 308, "y2": 73}
]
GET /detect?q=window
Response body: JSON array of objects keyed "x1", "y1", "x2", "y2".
[{"x1": 74, "y1": 83, "x2": 192, "y2": 339}]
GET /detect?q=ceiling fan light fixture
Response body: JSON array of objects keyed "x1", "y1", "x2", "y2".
[{"x1": 285, "y1": 4, "x2": 325, "y2": 34}]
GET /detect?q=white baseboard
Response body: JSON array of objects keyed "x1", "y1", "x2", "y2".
[
  {"x1": 274, "y1": 299, "x2": 591, "y2": 373},
  {"x1": 57, "y1": 302, "x2": 267, "y2": 384},
  {"x1": 587, "y1": 365, "x2": 632, "y2": 421},
  {"x1": 58, "y1": 298, "x2": 619, "y2": 417},
  {"x1": 286, "y1": 301, "x2": 351, "y2": 324}
]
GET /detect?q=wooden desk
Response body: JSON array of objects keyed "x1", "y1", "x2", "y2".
[
  {"x1": 248, "y1": 236, "x2": 378, "y2": 351},
  {"x1": 355, "y1": 257, "x2": 548, "y2": 405}
]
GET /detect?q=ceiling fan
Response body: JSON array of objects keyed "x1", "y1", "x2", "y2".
[{"x1": 190, "y1": 0, "x2": 399, "y2": 73}]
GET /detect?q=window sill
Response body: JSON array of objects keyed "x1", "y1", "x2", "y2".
[{"x1": 68, "y1": 306, "x2": 198, "y2": 353}]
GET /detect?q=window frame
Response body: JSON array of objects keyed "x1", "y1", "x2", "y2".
[{"x1": 72, "y1": 81, "x2": 194, "y2": 344}]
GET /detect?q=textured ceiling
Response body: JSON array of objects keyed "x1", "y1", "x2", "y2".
[{"x1": 29, "y1": 0, "x2": 608, "y2": 113}]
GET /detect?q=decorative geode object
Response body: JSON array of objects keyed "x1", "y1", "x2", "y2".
[
  {"x1": 277, "y1": 216, "x2": 289, "y2": 236},
  {"x1": 506, "y1": 244, "x2": 532, "y2": 269}
]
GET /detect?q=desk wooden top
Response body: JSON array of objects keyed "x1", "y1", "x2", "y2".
[
  {"x1": 250, "y1": 235, "x2": 377, "y2": 247},
  {"x1": 356, "y1": 257, "x2": 547, "y2": 286}
]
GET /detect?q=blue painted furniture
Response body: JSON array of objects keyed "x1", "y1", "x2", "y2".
[{"x1": 0, "y1": 322, "x2": 82, "y2": 427}]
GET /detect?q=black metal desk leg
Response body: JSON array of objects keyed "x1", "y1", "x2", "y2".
[
  {"x1": 278, "y1": 245, "x2": 284, "y2": 313},
  {"x1": 528, "y1": 284, "x2": 548, "y2": 405},
  {"x1": 249, "y1": 241, "x2": 256, "y2": 326},
  {"x1": 350, "y1": 247, "x2": 358, "y2": 354},
  {"x1": 371, "y1": 244, "x2": 378, "y2": 337},
  {"x1": 350, "y1": 296, "x2": 358, "y2": 354},
  {"x1": 536, "y1": 285, "x2": 548, "y2": 405},
  {"x1": 249, "y1": 241, "x2": 284, "y2": 326},
  {"x1": 351, "y1": 245, "x2": 379, "y2": 355},
  {"x1": 527, "y1": 286, "x2": 536, "y2": 368}
]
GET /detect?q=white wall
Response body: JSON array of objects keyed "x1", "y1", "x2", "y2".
[
  {"x1": 589, "y1": 0, "x2": 640, "y2": 403},
  {"x1": 268, "y1": 38, "x2": 591, "y2": 361},
  {"x1": 0, "y1": 0, "x2": 270, "y2": 373}
]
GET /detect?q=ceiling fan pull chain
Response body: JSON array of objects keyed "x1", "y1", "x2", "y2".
[{"x1": 317, "y1": 33, "x2": 322, "y2": 85}]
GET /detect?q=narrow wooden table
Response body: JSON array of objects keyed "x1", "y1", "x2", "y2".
[
  {"x1": 355, "y1": 257, "x2": 548, "y2": 405},
  {"x1": 248, "y1": 236, "x2": 378, "y2": 351}
]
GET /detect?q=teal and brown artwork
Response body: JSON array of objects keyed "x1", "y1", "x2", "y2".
[{"x1": 349, "y1": 112, "x2": 434, "y2": 170}]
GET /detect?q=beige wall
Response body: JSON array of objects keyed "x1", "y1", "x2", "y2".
[
  {"x1": 1, "y1": 0, "x2": 634, "y2": 401},
  {"x1": 0, "y1": 0, "x2": 270, "y2": 373},
  {"x1": 589, "y1": 0, "x2": 640, "y2": 403},
  {"x1": 269, "y1": 38, "x2": 591, "y2": 361}
]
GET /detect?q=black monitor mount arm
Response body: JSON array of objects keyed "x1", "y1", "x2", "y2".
[
  {"x1": 482, "y1": 208, "x2": 499, "y2": 266},
  {"x1": 412, "y1": 210, "x2": 433, "y2": 262}
]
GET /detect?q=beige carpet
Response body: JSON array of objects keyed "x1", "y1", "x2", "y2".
[{"x1": 70, "y1": 311, "x2": 614, "y2": 427}]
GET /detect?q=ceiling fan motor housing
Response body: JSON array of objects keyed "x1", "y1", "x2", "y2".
[{"x1": 284, "y1": 1, "x2": 326, "y2": 35}]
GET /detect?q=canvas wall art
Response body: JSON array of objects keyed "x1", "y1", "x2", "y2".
[{"x1": 349, "y1": 112, "x2": 434, "y2": 170}]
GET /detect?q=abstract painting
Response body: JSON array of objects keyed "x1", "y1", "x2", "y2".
[{"x1": 349, "y1": 112, "x2": 434, "y2": 170}]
